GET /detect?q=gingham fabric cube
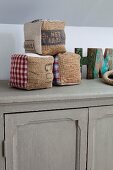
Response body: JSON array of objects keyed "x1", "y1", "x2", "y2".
[{"x1": 10, "y1": 53, "x2": 54, "y2": 90}]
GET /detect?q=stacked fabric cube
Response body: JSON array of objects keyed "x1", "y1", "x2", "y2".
[
  {"x1": 53, "y1": 52, "x2": 81, "y2": 85},
  {"x1": 10, "y1": 53, "x2": 54, "y2": 90},
  {"x1": 10, "y1": 19, "x2": 81, "y2": 90},
  {"x1": 24, "y1": 19, "x2": 66, "y2": 55}
]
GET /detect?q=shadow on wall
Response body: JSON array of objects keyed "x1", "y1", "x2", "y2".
[{"x1": 0, "y1": 33, "x2": 16, "y2": 80}]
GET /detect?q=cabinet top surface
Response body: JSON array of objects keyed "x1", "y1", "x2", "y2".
[{"x1": 0, "y1": 79, "x2": 113, "y2": 104}]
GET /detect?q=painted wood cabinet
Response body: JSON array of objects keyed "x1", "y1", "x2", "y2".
[
  {"x1": 0, "y1": 80, "x2": 113, "y2": 170},
  {"x1": 5, "y1": 109, "x2": 88, "y2": 170},
  {"x1": 88, "y1": 106, "x2": 113, "y2": 170}
]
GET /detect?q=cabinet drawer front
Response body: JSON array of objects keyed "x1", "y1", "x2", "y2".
[
  {"x1": 88, "y1": 106, "x2": 113, "y2": 170},
  {"x1": 5, "y1": 108, "x2": 88, "y2": 170}
]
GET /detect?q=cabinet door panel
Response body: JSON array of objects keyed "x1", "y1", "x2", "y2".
[
  {"x1": 88, "y1": 106, "x2": 113, "y2": 170},
  {"x1": 5, "y1": 109, "x2": 88, "y2": 170}
]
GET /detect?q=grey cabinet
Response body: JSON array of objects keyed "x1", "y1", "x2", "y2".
[
  {"x1": 1, "y1": 80, "x2": 113, "y2": 170},
  {"x1": 5, "y1": 108, "x2": 88, "y2": 170},
  {"x1": 88, "y1": 106, "x2": 113, "y2": 170}
]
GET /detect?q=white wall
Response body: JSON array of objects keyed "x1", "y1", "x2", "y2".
[
  {"x1": 1, "y1": 24, "x2": 113, "y2": 80},
  {"x1": 0, "y1": 24, "x2": 24, "y2": 80}
]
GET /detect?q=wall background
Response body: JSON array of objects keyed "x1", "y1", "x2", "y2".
[
  {"x1": 1, "y1": 24, "x2": 113, "y2": 80},
  {"x1": 0, "y1": 0, "x2": 113, "y2": 27}
]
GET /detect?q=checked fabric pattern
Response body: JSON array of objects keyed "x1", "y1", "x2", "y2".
[
  {"x1": 10, "y1": 54, "x2": 28, "y2": 88},
  {"x1": 53, "y1": 55, "x2": 60, "y2": 85}
]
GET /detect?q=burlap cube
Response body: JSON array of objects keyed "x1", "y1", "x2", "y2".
[
  {"x1": 24, "y1": 19, "x2": 66, "y2": 55},
  {"x1": 53, "y1": 52, "x2": 81, "y2": 85}
]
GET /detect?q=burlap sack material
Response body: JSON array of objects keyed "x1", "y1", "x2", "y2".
[
  {"x1": 27, "y1": 56, "x2": 54, "y2": 90},
  {"x1": 53, "y1": 52, "x2": 81, "y2": 85},
  {"x1": 24, "y1": 20, "x2": 66, "y2": 55},
  {"x1": 24, "y1": 21, "x2": 42, "y2": 54}
]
